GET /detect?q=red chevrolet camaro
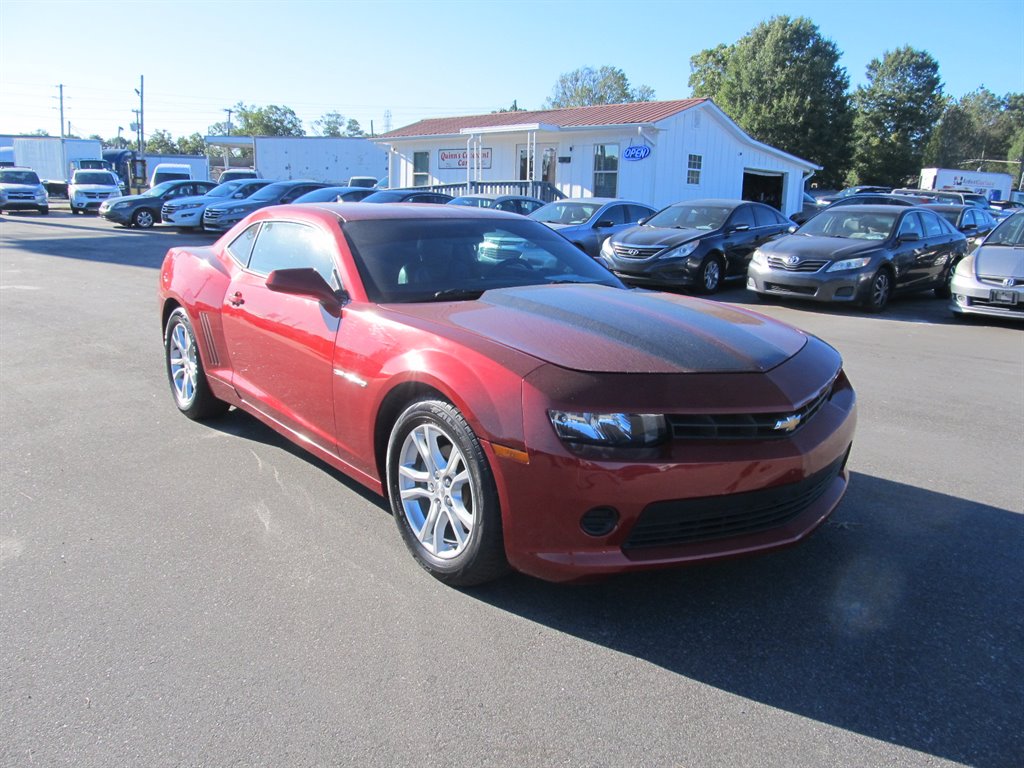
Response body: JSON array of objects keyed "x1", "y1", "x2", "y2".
[{"x1": 159, "y1": 203, "x2": 856, "y2": 585}]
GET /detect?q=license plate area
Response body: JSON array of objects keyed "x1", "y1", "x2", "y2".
[{"x1": 990, "y1": 289, "x2": 1019, "y2": 305}]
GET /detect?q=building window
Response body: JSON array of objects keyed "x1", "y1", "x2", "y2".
[
  {"x1": 687, "y1": 154, "x2": 702, "y2": 185},
  {"x1": 593, "y1": 144, "x2": 619, "y2": 197},
  {"x1": 413, "y1": 151, "x2": 429, "y2": 187}
]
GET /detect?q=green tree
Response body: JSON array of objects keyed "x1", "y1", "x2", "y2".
[
  {"x1": 689, "y1": 16, "x2": 852, "y2": 188},
  {"x1": 233, "y1": 102, "x2": 305, "y2": 136},
  {"x1": 312, "y1": 111, "x2": 346, "y2": 137},
  {"x1": 145, "y1": 128, "x2": 178, "y2": 154},
  {"x1": 494, "y1": 100, "x2": 527, "y2": 114},
  {"x1": 176, "y1": 133, "x2": 207, "y2": 155},
  {"x1": 923, "y1": 101, "x2": 972, "y2": 167},
  {"x1": 29, "y1": 129, "x2": 50, "y2": 136},
  {"x1": 849, "y1": 46, "x2": 944, "y2": 185},
  {"x1": 545, "y1": 66, "x2": 654, "y2": 108},
  {"x1": 344, "y1": 119, "x2": 365, "y2": 137}
]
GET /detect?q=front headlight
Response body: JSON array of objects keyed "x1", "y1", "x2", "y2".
[
  {"x1": 827, "y1": 256, "x2": 873, "y2": 272},
  {"x1": 750, "y1": 249, "x2": 767, "y2": 267},
  {"x1": 111, "y1": 201, "x2": 132, "y2": 209},
  {"x1": 548, "y1": 411, "x2": 668, "y2": 447},
  {"x1": 36, "y1": 189, "x2": 48, "y2": 201},
  {"x1": 600, "y1": 238, "x2": 614, "y2": 258},
  {"x1": 177, "y1": 202, "x2": 201, "y2": 210},
  {"x1": 658, "y1": 241, "x2": 699, "y2": 260}
]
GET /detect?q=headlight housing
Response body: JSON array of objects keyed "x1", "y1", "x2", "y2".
[
  {"x1": 112, "y1": 201, "x2": 132, "y2": 209},
  {"x1": 548, "y1": 411, "x2": 667, "y2": 447},
  {"x1": 178, "y1": 202, "x2": 201, "y2": 210},
  {"x1": 827, "y1": 256, "x2": 873, "y2": 272},
  {"x1": 658, "y1": 241, "x2": 699, "y2": 261},
  {"x1": 750, "y1": 249, "x2": 767, "y2": 267},
  {"x1": 600, "y1": 238, "x2": 614, "y2": 259}
]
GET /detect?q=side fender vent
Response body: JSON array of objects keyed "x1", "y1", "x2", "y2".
[{"x1": 198, "y1": 312, "x2": 220, "y2": 367}]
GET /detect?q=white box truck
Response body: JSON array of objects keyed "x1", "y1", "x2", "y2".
[
  {"x1": 12, "y1": 137, "x2": 103, "y2": 196},
  {"x1": 920, "y1": 168, "x2": 1013, "y2": 202}
]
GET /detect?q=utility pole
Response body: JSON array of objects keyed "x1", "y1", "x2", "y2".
[
  {"x1": 223, "y1": 107, "x2": 233, "y2": 174},
  {"x1": 134, "y1": 76, "x2": 144, "y2": 152},
  {"x1": 57, "y1": 84, "x2": 65, "y2": 139}
]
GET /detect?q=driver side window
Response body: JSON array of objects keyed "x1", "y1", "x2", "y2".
[
  {"x1": 247, "y1": 221, "x2": 340, "y2": 288},
  {"x1": 898, "y1": 212, "x2": 924, "y2": 238}
]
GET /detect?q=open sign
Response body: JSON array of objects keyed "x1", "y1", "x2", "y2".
[{"x1": 623, "y1": 145, "x2": 651, "y2": 161}]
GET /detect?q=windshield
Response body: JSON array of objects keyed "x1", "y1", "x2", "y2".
[
  {"x1": 73, "y1": 171, "x2": 117, "y2": 185},
  {"x1": 798, "y1": 210, "x2": 897, "y2": 240},
  {"x1": 342, "y1": 217, "x2": 624, "y2": 303},
  {"x1": 645, "y1": 204, "x2": 730, "y2": 230},
  {"x1": 449, "y1": 197, "x2": 492, "y2": 208},
  {"x1": 205, "y1": 180, "x2": 243, "y2": 198},
  {"x1": 0, "y1": 170, "x2": 41, "y2": 185},
  {"x1": 530, "y1": 202, "x2": 600, "y2": 225},
  {"x1": 249, "y1": 182, "x2": 292, "y2": 202},
  {"x1": 985, "y1": 213, "x2": 1024, "y2": 246}
]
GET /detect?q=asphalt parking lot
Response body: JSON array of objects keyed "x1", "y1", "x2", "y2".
[{"x1": 1, "y1": 207, "x2": 1022, "y2": 767}]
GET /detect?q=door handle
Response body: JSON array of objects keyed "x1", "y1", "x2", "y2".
[{"x1": 229, "y1": 291, "x2": 244, "y2": 306}]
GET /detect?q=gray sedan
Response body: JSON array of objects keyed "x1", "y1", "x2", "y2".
[{"x1": 530, "y1": 198, "x2": 655, "y2": 257}]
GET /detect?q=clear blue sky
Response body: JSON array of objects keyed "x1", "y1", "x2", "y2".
[{"x1": 2, "y1": 0, "x2": 1022, "y2": 141}]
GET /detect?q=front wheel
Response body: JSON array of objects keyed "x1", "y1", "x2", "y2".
[
  {"x1": 696, "y1": 255, "x2": 723, "y2": 294},
  {"x1": 133, "y1": 208, "x2": 156, "y2": 228},
  {"x1": 935, "y1": 259, "x2": 959, "y2": 299},
  {"x1": 163, "y1": 308, "x2": 228, "y2": 421},
  {"x1": 386, "y1": 400, "x2": 508, "y2": 586},
  {"x1": 863, "y1": 270, "x2": 892, "y2": 313}
]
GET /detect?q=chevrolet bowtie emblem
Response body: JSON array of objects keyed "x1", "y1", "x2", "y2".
[{"x1": 773, "y1": 414, "x2": 802, "y2": 432}]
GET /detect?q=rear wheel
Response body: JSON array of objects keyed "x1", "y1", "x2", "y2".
[
  {"x1": 39, "y1": 207, "x2": 49, "y2": 215},
  {"x1": 935, "y1": 259, "x2": 959, "y2": 299},
  {"x1": 863, "y1": 269, "x2": 892, "y2": 313},
  {"x1": 163, "y1": 308, "x2": 228, "y2": 420},
  {"x1": 386, "y1": 399, "x2": 508, "y2": 586}
]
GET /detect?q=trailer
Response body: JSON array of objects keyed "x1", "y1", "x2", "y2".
[
  {"x1": 10, "y1": 137, "x2": 103, "y2": 196},
  {"x1": 920, "y1": 168, "x2": 1013, "y2": 202},
  {"x1": 205, "y1": 135, "x2": 388, "y2": 183}
]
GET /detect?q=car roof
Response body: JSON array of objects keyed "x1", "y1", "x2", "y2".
[
  {"x1": 271, "y1": 202, "x2": 526, "y2": 223},
  {"x1": 666, "y1": 198, "x2": 749, "y2": 208}
]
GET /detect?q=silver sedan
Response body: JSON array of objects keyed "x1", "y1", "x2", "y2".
[{"x1": 950, "y1": 211, "x2": 1024, "y2": 321}]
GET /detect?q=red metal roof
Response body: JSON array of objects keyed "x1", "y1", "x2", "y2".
[{"x1": 381, "y1": 99, "x2": 709, "y2": 139}]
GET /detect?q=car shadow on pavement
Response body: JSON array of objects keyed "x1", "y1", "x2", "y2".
[{"x1": 466, "y1": 472, "x2": 1023, "y2": 768}]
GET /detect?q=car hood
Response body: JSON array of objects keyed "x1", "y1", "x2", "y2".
[
  {"x1": 210, "y1": 198, "x2": 271, "y2": 212},
  {"x1": 760, "y1": 234, "x2": 883, "y2": 260},
  {"x1": 388, "y1": 284, "x2": 806, "y2": 374},
  {"x1": 70, "y1": 184, "x2": 119, "y2": 193},
  {"x1": 106, "y1": 193, "x2": 154, "y2": 205},
  {"x1": 612, "y1": 225, "x2": 707, "y2": 247},
  {"x1": 541, "y1": 222, "x2": 583, "y2": 233},
  {"x1": 0, "y1": 183, "x2": 43, "y2": 193},
  {"x1": 973, "y1": 245, "x2": 1024, "y2": 278}
]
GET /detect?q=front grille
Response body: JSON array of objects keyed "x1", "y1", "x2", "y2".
[
  {"x1": 979, "y1": 276, "x2": 1020, "y2": 287},
  {"x1": 765, "y1": 282, "x2": 816, "y2": 295},
  {"x1": 8, "y1": 193, "x2": 35, "y2": 201},
  {"x1": 623, "y1": 451, "x2": 848, "y2": 550},
  {"x1": 666, "y1": 382, "x2": 833, "y2": 440},
  {"x1": 162, "y1": 203, "x2": 179, "y2": 216},
  {"x1": 612, "y1": 244, "x2": 662, "y2": 259},
  {"x1": 767, "y1": 256, "x2": 828, "y2": 272},
  {"x1": 203, "y1": 209, "x2": 223, "y2": 222}
]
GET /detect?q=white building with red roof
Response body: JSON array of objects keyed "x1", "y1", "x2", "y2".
[{"x1": 376, "y1": 98, "x2": 820, "y2": 215}]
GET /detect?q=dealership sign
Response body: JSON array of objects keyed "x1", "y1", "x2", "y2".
[
  {"x1": 439, "y1": 148, "x2": 492, "y2": 169},
  {"x1": 623, "y1": 145, "x2": 651, "y2": 161}
]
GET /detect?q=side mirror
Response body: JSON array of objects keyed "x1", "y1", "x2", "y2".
[
  {"x1": 594, "y1": 219, "x2": 615, "y2": 228},
  {"x1": 898, "y1": 232, "x2": 921, "y2": 243},
  {"x1": 233, "y1": 192, "x2": 244, "y2": 198},
  {"x1": 787, "y1": 225, "x2": 798, "y2": 234},
  {"x1": 637, "y1": 217, "x2": 649, "y2": 225},
  {"x1": 266, "y1": 268, "x2": 346, "y2": 315},
  {"x1": 960, "y1": 223, "x2": 977, "y2": 231}
]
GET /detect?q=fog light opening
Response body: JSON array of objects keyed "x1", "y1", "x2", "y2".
[{"x1": 580, "y1": 507, "x2": 619, "y2": 537}]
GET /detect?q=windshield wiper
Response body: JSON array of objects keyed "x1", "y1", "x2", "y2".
[{"x1": 431, "y1": 288, "x2": 486, "y2": 301}]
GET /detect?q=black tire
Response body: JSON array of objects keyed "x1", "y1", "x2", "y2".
[
  {"x1": 386, "y1": 399, "x2": 508, "y2": 586},
  {"x1": 862, "y1": 269, "x2": 892, "y2": 313},
  {"x1": 39, "y1": 207, "x2": 49, "y2": 215},
  {"x1": 163, "y1": 307, "x2": 228, "y2": 421},
  {"x1": 696, "y1": 254, "x2": 724, "y2": 294},
  {"x1": 935, "y1": 258, "x2": 959, "y2": 299},
  {"x1": 133, "y1": 208, "x2": 156, "y2": 228}
]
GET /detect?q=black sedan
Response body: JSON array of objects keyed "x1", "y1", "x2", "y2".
[
  {"x1": 598, "y1": 199, "x2": 793, "y2": 293},
  {"x1": 98, "y1": 180, "x2": 218, "y2": 228},
  {"x1": 790, "y1": 193, "x2": 925, "y2": 225},
  {"x1": 925, "y1": 204, "x2": 998, "y2": 252},
  {"x1": 291, "y1": 186, "x2": 377, "y2": 203},
  {"x1": 747, "y1": 205, "x2": 967, "y2": 312}
]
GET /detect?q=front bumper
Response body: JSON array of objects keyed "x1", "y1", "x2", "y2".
[
  {"x1": 950, "y1": 273, "x2": 1024, "y2": 320},
  {"x1": 598, "y1": 254, "x2": 701, "y2": 288},
  {"x1": 98, "y1": 205, "x2": 134, "y2": 225},
  {"x1": 163, "y1": 207, "x2": 204, "y2": 227},
  {"x1": 489, "y1": 362, "x2": 857, "y2": 583},
  {"x1": 1, "y1": 201, "x2": 48, "y2": 212},
  {"x1": 747, "y1": 263, "x2": 873, "y2": 303}
]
